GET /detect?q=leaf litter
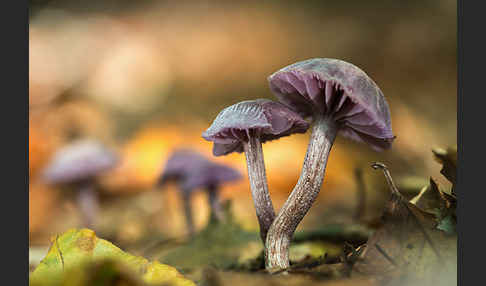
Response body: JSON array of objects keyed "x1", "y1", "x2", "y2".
[
  {"x1": 30, "y1": 147, "x2": 457, "y2": 286},
  {"x1": 352, "y1": 153, "x2": 457, "y2": 286}
]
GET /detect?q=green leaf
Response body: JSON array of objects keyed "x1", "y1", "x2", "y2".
[{"x1": 30, "y1": 228, "x2": 196, "y2": 286}]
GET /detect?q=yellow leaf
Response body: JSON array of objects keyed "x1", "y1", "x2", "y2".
[
  {"x1": 142, "y1": 262, "x2": 195, "y2": 286},
  {"x1": 30, "y1": 228, "x2": 195, "y2": 286}
]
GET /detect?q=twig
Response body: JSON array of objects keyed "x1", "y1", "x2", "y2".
[
  {"x1": 374, "y1": 243, "x2": 397, "y2": 267},
  {"x1": 371, "y1": 162, "x2": 442, "y2": 260}
]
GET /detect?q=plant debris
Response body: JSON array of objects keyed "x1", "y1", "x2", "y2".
[
  {"x1": 352, "y1": 161, "x2": 457, "y2": 286},
  {"x1": 30, "y1": 228, "x2": 196, "y2": 286}
]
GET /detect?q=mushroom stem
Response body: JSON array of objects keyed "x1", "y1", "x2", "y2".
[
  {"x1": 181, "y1": 190, "x2": 195, "y2": 237},
  {"x1": 76, "y1": 181, "x2": 99, "y2": 229},
  {"x1": 207, "y1": 184, "x2": 224, "y2": 222},
  {"x1": 265, "y1": 115, "x2": 338, "y2": 270},
  {"x1": 243, "y1": 132, "x2": 276, "y2": 244}
]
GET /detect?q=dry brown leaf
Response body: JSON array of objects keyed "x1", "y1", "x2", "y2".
[
  {"x1": 432, "y1": 147, "x2": 457, "y2": 188},
  {"x1": 353, "y1": 163, "x2": 456, "y2": 285}
]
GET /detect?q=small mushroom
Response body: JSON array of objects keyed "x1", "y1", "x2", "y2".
[
  {"x1": 265, "y1": 58, "x2": 394, "y2": 270},
  {"x1": 42, "y1": 140, "x2": 119, "y2": 229},
  {"x1": 157, "y1": 149, "x2": 210, "y2": 186},
  {"x1": 202, "y1": 99, "x2": 309, "y2": 243},
  {"x1": 157, "y1": 149, "x2": 241, "y2": 236}
]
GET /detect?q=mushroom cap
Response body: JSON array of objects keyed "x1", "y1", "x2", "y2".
[
  {"x1": 157, "y1": 149, "x2": 210, "y2": 185},
  {"x1": 268, "y1": 58, "x2": 394, "y2": 150},
  {"x1": 181, "y1": 162, "x2": 242, "y2": 192},
  {"x1": 43, "y1": 140, "x2": 119, "y2": 184},
  {"x1": 158, "y1": 149, "x2": 242, "y2": 192},
  {"x1": 202, "y1": 99, "x2": 309, "y2": 156}
]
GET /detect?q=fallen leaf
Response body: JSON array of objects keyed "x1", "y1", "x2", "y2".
[
  {"x1": 411, "y1": 177, "x2": 457, "y2": 235},
  {"x1": 353, "y1": 163, "x2": 457, "y2": 285},
  {"x1": 410, "y1": 178, "x2": 446, "y2": 213},
  {"x1": 432, "y1": 147, "x2": 457, "y2": 189},
  {"x1": 30, "y1": 228, "x2": 195, "y2": 286}
]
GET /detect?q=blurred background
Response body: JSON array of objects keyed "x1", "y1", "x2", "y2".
[{"x1": 29, "y1": 0, "x2": 456, "y2": 252}]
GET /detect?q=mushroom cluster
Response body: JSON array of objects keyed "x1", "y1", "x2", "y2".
[
  {"x1": 43, "y1": 139, "x2": 119, "y2": 229},
  {"x1": 203, "y1": 58, "x2": 394, "y2": 271},
  {"x1": 202, "y1": 99, "x2": 309, "y2": 243},
  {"x1": 157, "y1": 149, "x2": 242, "y2": 236}
]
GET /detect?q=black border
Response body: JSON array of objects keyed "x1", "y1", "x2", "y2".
[
  {"x1": 458, "y1": 0, "x2": 486, "y2": 284},
  {"x1": 457, "y1": 0, "x2": 462, "y2": 284},
  {"x1": 457, "y1": 1, "x2": 462, "y2": 285},
  {"x1": 5, "y1": 0, "x2": 29, "y2": 284},
  {"x1": 458, "y1": 0, "x2": 485, "y2": 285}
]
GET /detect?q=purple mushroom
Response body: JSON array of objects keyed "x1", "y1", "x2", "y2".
[
  {"x1": 202, "y1": 99, "x2": 309, "y2": 243},
  {"x1": 157, "y1": 149, "x2": 242, "y2": 236},
  {"x1": 264, "y1": 58, "x2": 395, "y2": 270},
  {"x1": 157, "y1": 149, "x2": 210, "y2": 186},
  {"x1": 43, "y1": 140, "x2": 118, "y2": 229}
]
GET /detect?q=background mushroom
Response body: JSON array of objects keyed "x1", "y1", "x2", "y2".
[
  {"x1": 157, "y1": 149, "x2": 242, "y2": 236},
  {"x1": 202, "y1": 99, "x2": 309, "y2": 243},
  {"x1": 264, "y1": 58, "x2": 395, "y2": 270},
  {"x1": 42, "y1": 139, "x2": 119, "y2": 229}
]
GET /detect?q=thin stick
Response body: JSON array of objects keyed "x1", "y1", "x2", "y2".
[{"x1": 375, "y1": 243, "x2": 397, "y2": 267}]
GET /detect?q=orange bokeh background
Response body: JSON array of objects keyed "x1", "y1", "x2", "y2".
[{"x1": 29, "y1": 0, "x2": 456, "y2": 245}]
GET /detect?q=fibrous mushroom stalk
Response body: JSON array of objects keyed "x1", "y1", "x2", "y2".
[
  {"x1": 181, "y1": 190, "x2": 196, "y2": 237},
  {"x1": 243, "y1": 130, "x2": 276, "y2": 244},
  {"x1": 265, "y1": 115, "x2": 338, "y2": 270},
  {"x1": 207, "y1": 184, "x2": 224, "y2": 222},
  {"x1": 76, "y1": 181, "x2": 99, "y2": 229}
]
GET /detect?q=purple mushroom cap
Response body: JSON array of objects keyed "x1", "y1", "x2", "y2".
[
  {"x1": 158, "y1": 149, "x2": 242, "y2": 192},
  {"x1": 158, "y1": 149, "x2": 211, "y2": 184},
  {"x1": 202, "y1": 99, "x2": 310, "y2": 156},
  {"x1": 43, "y1": 140, "x2": 119, "y2": 184},
  {"x1": 181, "y1": 162, "x2": 242, "y2": 191},
  {"x1": 268, "y1": 58, "x2": 394, "y2": 150}
]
